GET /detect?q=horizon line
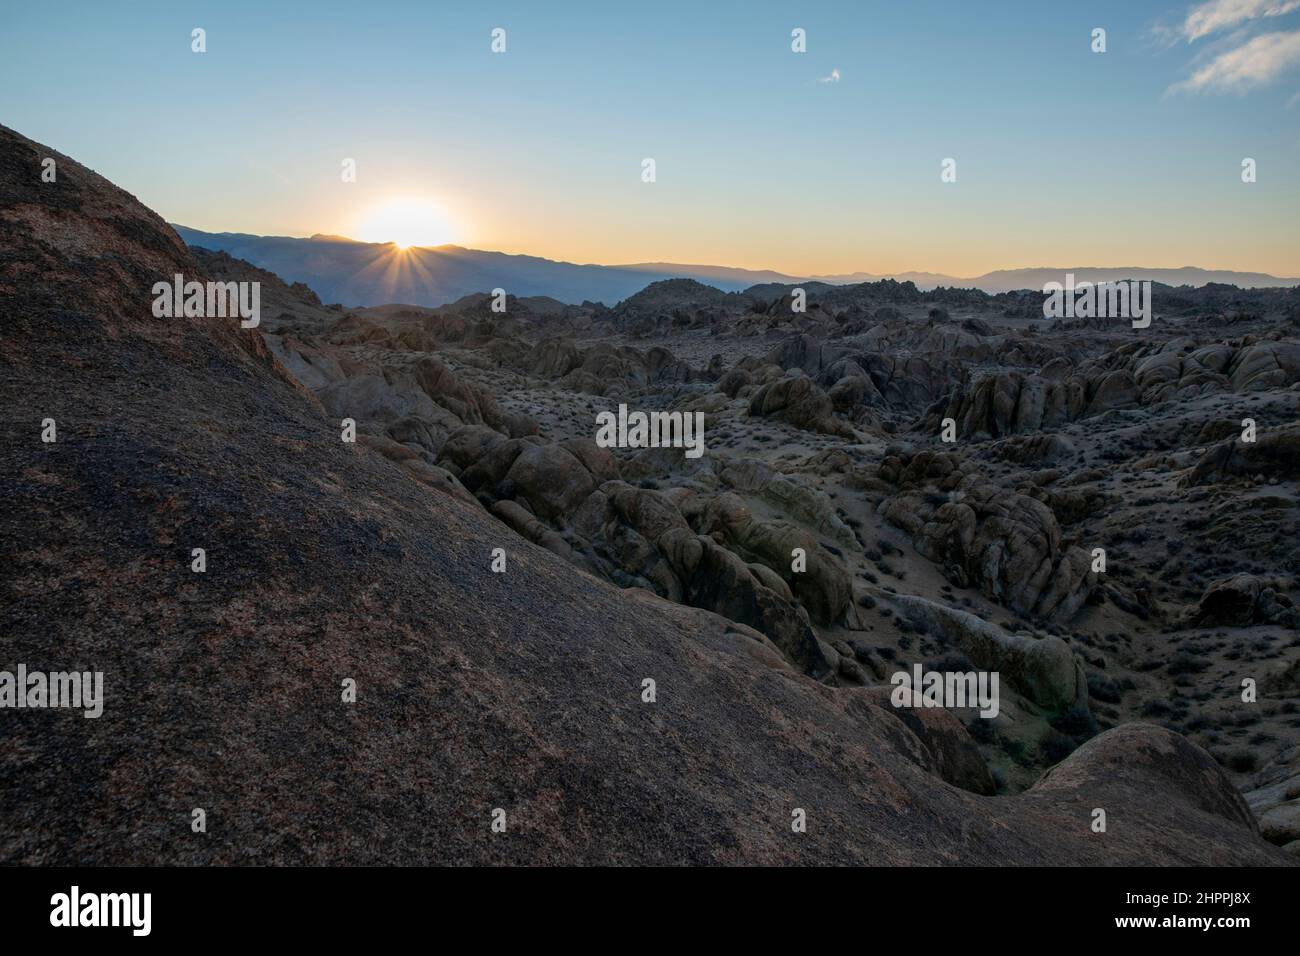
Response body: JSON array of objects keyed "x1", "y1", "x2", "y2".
[{"x1": 169, "y1": 224, "x2": 1300, "y2": 284}]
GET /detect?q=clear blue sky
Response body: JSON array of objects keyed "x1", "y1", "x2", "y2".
[{"x1": 2, "y1": 0, "x2": 1297, "y2": 276}]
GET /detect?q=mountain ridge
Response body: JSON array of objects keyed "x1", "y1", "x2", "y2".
[{"x1": 173, "y1": 225, "x2": 1300, "y2": 309}]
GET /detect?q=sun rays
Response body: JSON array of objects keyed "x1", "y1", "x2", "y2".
[{"x1": 355, "y1": 197, "x2": 456, "y2": 250}]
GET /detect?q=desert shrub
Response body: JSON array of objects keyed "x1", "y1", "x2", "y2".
[
  {"x1": 1087, "y1": 672, "x2": 1122, "y2": 704},
  {"x1": 1040, "y1": 729, "x2": 1077, "y2": 765},
  {"x1": 1213, "y1": 749, "x2": 1258, "y2": 773}
]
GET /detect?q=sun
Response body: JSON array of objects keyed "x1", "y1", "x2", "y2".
[{"x1": 355, "y1": 197, "x2": 455, "y2": 250}]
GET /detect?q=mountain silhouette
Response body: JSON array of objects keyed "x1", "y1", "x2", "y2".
[{"x1": 173, "y1": 225, "x2": 1299, "y2": 308}]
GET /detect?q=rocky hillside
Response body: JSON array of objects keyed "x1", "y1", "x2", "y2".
[{"x1": 0, "y1": 124, "x2": 1292, "y2": 865}]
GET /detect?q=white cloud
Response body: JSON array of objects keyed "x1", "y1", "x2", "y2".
[
  {"x1": 1169, "y1": 28, "x2": 1300, "y2": 91},
  {"x1": 818, "y1": 68, "x2": 840, "y2": 84},
  {"x1": 1182, "y1": 0, "x2": 1300, "y2": 42}
]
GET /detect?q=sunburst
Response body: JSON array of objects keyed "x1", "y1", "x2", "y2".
[{"x1": 355, "y1": 197, "x2": 455, "y2": 249}]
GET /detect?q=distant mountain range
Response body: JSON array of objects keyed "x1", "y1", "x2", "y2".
[
  {"x1": 818, "y1": 266, "x2": 1300, "y2": 295},
  {"x1": 172, "y1": 226, "x2": 1299, "y2": 307}
]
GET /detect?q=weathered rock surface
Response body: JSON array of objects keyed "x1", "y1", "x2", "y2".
[
  {"x1": 748, "y1": 374, "x2": 855, "y2": 438},
  {"x1": 1188, "y1": 573, "x2": 1300, "y2": 628},
  {"x1": 875, "y1": 451, "x2": 1096, "y2": 622},
  {"x1": 922, "y1": 340, "x2": 1300, "y2": 440},
  {"x1": 888, "y1": 593, "x2": 1089, "y2": 715},
  {"x1": 1184, "y1": 425, "x2": 1300, "y2": 486}
]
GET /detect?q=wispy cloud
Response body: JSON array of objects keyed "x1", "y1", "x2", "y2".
[
  {"x1": 1168, "y1": 28, "x2": 1300, "y2": 92},
  {"x1": 1184, "y1": 0, "x2": 1300, "y2": 41},
  {"x1": 818, "y1": 68, "x2": 840, "y2": 84}
]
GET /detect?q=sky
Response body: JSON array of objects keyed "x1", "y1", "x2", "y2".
[{"x1": 2, "y1": 0, "x2": 1299, "y2": 277}]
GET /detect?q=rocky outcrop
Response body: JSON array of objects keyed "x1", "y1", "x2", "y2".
[
  {"x1": 922, "y1": 339, "x2": 1300, "y2": 440},
  {"x1": 875, "y1": 451, "x2": 1096, "y2": 622},
  {"x1": 747, "y1": 374, "x2": 855, "y2": 438},
  {"x1": 656, "y1": 526, "x2": 830, "y2": 676},
  {"x1": 690, "y1": 493, "x2": 854, "y2": 627},
  {"x1": 1029, "y1": 724, "x2": 1261, "y2": 841},
  {"x1": 500, "y1": 337, "x2": 698, "y2": 395},
  {"x1": 504, "y1": 442, "x2": 604, "y2": 522},
  {"x1": 757, "y1": 332, "x2": 965, "y2": 412},
  {"x1": 719, "y1": 459, "x2": 859, "y2": 551},
  {"x1": 1184, "y1": 425, "x2": 1300, "y2": 486},
  {"x1": 1244, "y1": 746, "x2": 1300, "y2": 851},
  {"x1": 888, "y1": 594, "x2": 1089, "y2": 715},
  {"x1": 862, "y1": 686, "x2": 997, "y2": 795},
  {"x1": 1186, "y1": 573, "x2": 1300, "y2": 629},
  {"x1": 264, "y1": 333, "x2": 345, "y2": 389},
  {"x1": 568, "y1": 483, "x2": 835, "y2": 677},
  {"x1": 919, "y1": 368, "x2": 1129, "y2": 439}
]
